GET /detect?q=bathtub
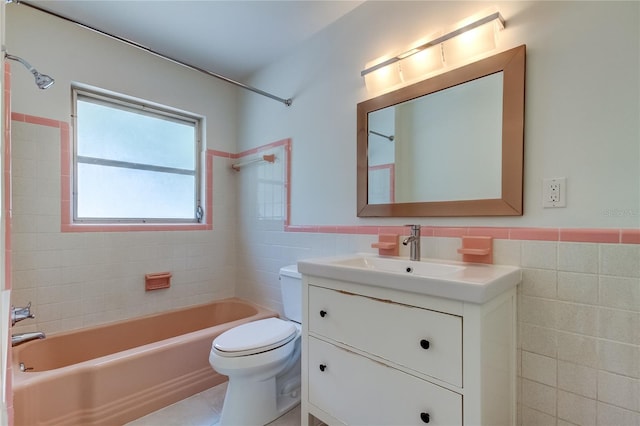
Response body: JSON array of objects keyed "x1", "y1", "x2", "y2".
[{"x1": 12, "y1": 298, "x2": 277, "y2": 426}]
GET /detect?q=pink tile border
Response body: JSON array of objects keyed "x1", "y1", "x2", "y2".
[
  {"x1": 8, "y1": 112, "x2": 639, "y2": 245},
  {"x1": 560, "y1": 228, "x2": 620, "y2": 243},
  {"x1": 468, "y1": 227, "x2": 511, "y2": 239},
  {"x1": 12, "y1": 112, "x2": 214, "y2": 232},
  {"x1": 509, "y1": 227, "x2": 560, "y2": 241},
  {"x1": 621, "y1": 229, "x2": 640, "y2": 244},
  {"x1": 283, "y1": 225, "x2": 639, "y2": 244},
  {"x1": 12, "y1": 113, "x2": 61, "y2": 128}
]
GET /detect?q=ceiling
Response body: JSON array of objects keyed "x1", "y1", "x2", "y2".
[{"x1": 23, "y1": 0, "x2": 364, "y2": 81}]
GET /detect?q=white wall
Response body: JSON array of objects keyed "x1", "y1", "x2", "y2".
[{"x1": 239, "y1": 1, "x2": 640, "y2": 229}]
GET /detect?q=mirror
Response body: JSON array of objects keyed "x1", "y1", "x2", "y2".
[{"x1": 357, "y1": 45, "x2": 525, "y2": 217}]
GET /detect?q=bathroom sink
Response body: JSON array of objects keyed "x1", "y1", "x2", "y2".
[
  {"x1": 298, "y1": 254, "x2": 521, "y2": 304},
  {"x1": 332, "y1": 256, "x2": 465, "y2": 277}
]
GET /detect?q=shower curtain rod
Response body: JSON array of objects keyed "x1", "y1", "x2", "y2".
[{"x1": 12, "y1": 0, "x2": 293, "y2": 107}]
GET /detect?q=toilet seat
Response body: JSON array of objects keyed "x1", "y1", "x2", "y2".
[{"x1": 213, "y1": 317, "x2": 297, "y2": 357}]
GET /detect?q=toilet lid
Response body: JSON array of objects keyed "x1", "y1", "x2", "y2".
[{"x1": 213, "y1": 317, "x2": 297, "y2": 356}]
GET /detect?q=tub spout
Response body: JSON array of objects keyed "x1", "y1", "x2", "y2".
[{"x1": 12, "y1": 331, "x2": 45, "y2": 347}]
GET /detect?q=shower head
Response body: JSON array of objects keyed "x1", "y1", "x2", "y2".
[{"x1": 5, "y1": 53, "x2": 55, "y2": 89}]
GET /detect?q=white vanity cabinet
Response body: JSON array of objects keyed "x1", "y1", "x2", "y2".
[{"x1": 300, "y1": 275, "x2": 517, "y2": 426}]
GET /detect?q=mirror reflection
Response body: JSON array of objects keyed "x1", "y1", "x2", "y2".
[{"x1": 367, "y1": 72, "x2": 504, "y2": 204}]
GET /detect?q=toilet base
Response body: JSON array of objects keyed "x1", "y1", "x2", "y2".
[
  {"x1": 217, "y1": 376, "x2": 300, "y2": 426},
  {"x1": 216, "y1": 347, "x2": 301, "y2": 426}
]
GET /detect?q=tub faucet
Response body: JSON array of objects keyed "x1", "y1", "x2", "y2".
[
  {"x1": 12, "y1": 331, "x2": 45, "y2": 347},
  {"x1": 11, "y1": 302, "x2": 35, "y2": 326},
  {"x1": 402, "y1": 224, "x2": 421, "y2": 261}
]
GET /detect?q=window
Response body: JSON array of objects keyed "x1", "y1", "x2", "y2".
[{"x1": 72, "y1": 88, "x2": 202, "y2": 224}]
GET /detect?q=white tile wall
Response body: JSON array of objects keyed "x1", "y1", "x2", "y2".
[
  {"x1": 10, "y1": 121, "x2": 236, "y2": 335},
  {"x1": 517, "y1": 241, "x2": 640, "y2": 425}
]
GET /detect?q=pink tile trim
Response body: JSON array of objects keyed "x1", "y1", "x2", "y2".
[
  {"x1": 378, "y1": 226, "x2": 408, "y2": 235},
  {"x1": 281, "y1": 224, "x2": 638, "y2": 244},
  {"x1": 62, "y1": 223, "x2": 211, "y2": 233},
  {"x1": 560, "y1": 228, "x2": 620, "y2": 243},
  {"x1": 210, "y1": 149, "x2": 232, "y2": 158},
  {"x1": 468, "y1": 227, "x2": 511, "y2": 239},
  {"x1": 510, "y1": 227, "x2": 559, "y2": 241},
  {"x1": 316, "y1": 226, "x2": 339, "y2": 234},
  {"x1": 11, "y1": 112, "x2": 61, "y2": 128},
  {"x1": 285, "y1": 141, "x2": 291, "y2": 227},
  {"x1": 212, "y1": 139, "x2": 292, "y2": 160},
  {"x1": 432, "y1": 227, "x2": 469, "y2": 238},
  {"x1": 236, "y1": 138, "x2": 290, "y2": 158},
  {"x1": 357, "y1": 226, "x2": 382, "y2": 235},
  {"x1": 621, "y1": 229, "x2": 640, "y2": 244},
  {"x1": 284, "y1": 225, "x2": 319, "y2": 233}
]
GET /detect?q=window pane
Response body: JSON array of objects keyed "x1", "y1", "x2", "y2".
[
  {"x1": 73, "y1": 88, "x2": 202, "y2": 224},
  {"x1": 77, "y1": 97, "x2": 195, "y2": 170},
  {"x1": 77, "y1": 164, "x2": 195, "y2": 219}
]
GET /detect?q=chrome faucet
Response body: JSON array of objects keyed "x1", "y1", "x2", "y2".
[
  {"x1": 11, "y1": 302, "x2": 35, "y2": 326},
  {"x1": 402, "y1": 224, "x2": 421, "y2": 261},
  {"x1": 12, "y1": 332, "x2": 45, "y2": 347}
]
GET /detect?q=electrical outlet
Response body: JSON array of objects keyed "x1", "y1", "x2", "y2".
[{"x1": 543, "y1": 177, "x2": 566, "y2": 208}]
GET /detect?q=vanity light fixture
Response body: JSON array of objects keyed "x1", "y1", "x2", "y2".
[{"x1": 362, "y1": 9, "x2": 504, "y2": 89}]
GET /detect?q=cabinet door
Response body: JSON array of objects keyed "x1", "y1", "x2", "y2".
[
  {"x1": 309, "y1": 285, "x2": 462, "y2": 387},
  {"x1": 309, "y1": 337, "x2": 462, "y2": 426}
]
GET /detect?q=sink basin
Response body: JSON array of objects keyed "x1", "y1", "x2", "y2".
[
  {"x1": 298, "y1": 254, "x2": 521, "y2": 304},
  {"x1": 332, "y1": 256, "x2": 465, "y2": 277}
]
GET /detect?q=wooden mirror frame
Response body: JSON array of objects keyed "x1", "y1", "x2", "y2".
[{"x1": 357, "y1": 44, "x2": 525, "y2": 217}]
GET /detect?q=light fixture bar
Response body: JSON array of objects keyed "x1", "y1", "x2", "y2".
[{"x1": 361, "y1": 11, "x2": 504, "y2": 77}]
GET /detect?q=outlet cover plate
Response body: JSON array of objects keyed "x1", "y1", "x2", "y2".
[{"x1": 543, "y1": 177, "x2": 566, "y2": 208}]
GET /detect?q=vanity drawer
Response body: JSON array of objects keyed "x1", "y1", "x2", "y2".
[
  {"x1": 309, "y1": 336, "x2": 462, "y2": 425},
  {"x1": 308, "y1": 285, "x2": 462, "y2": 387}
]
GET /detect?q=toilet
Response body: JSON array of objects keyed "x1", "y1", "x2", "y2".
[{"x1": 209, "y1": 265, "x2": 302, "y2": 426}]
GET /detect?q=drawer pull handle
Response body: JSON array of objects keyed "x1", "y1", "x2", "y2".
[
  {"x1": 420, "y1": 412, "x2": 430, "y2": 423},
  {"x1": 420, "y1": 339, "x2": 430, "y2": 350},
  {"x1": 319, "y1": 364, "x2": 327, "y2": 372},
  {"x1": 319, "y1": 310, "x2": 327, "y2": 318}
]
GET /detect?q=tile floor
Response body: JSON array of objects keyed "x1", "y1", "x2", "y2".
[{"x1": 126, "y1": 382, "x2": 301, "y2": 426}]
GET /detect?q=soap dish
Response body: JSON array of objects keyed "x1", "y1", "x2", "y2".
[
  {"x1": 145, "y1": 272, "x2": 172, "y2": 291},
  {"x1": 457, "y1": 236, "x2": 493, "y2": 264}
]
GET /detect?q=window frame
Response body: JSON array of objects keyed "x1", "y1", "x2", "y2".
[{"x1": 71, "y1": 86, "x2": 203, "y2": 225}]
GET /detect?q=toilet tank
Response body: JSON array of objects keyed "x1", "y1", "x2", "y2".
[{"x1": 279, "y1": 265, "x2": 302, "y2": 323}]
